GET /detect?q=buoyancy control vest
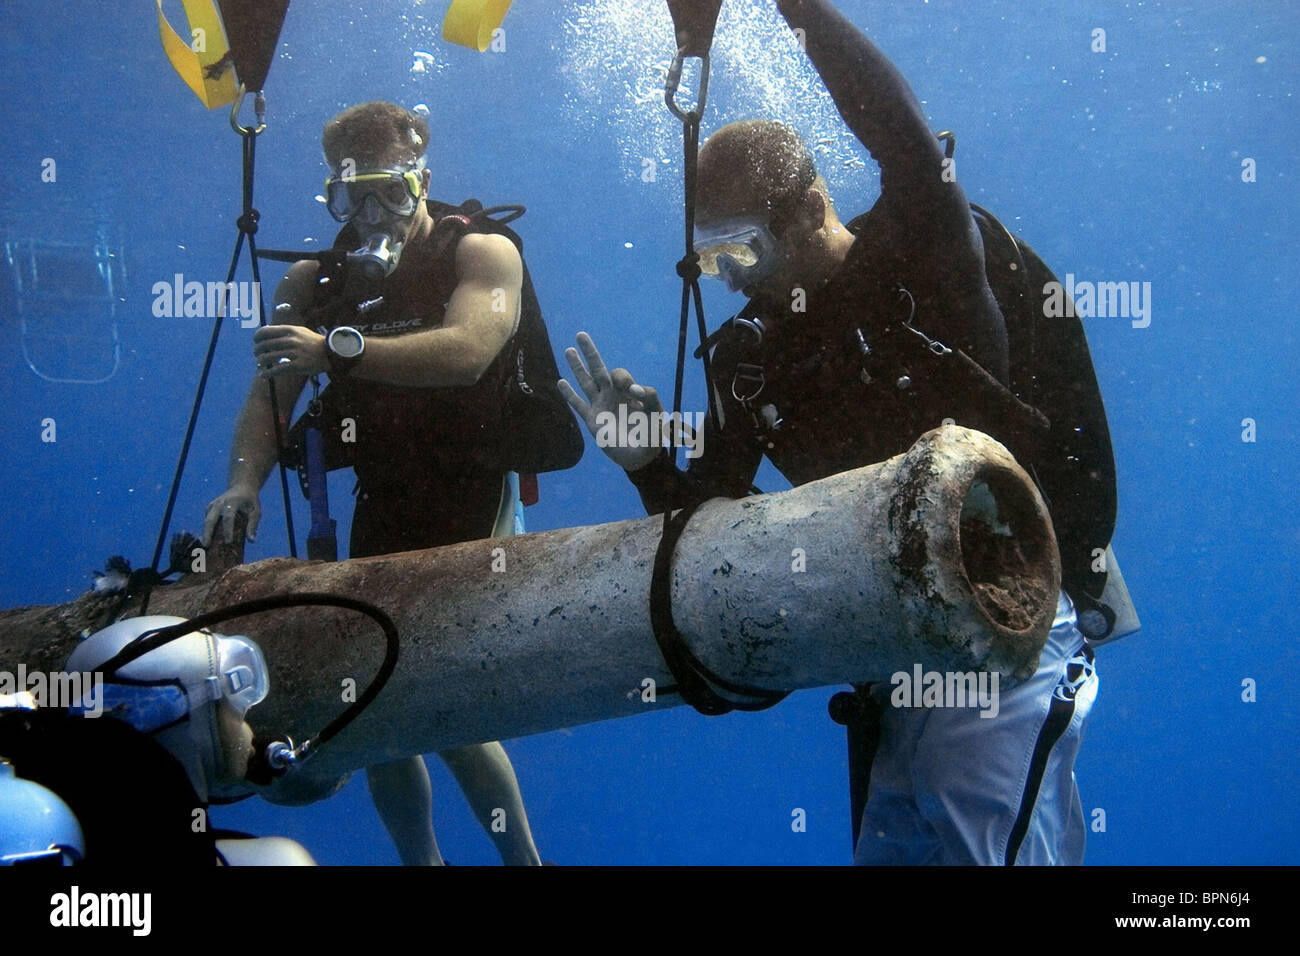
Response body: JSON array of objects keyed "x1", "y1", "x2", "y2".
[
  {"x1": 278, "y1": 199, "x2": 583, "y2": 489},
  {"x1": 709, "y1": 203, "x2": 1117, "y2": 618},
  {"x1": 971, "y1": 206, "x2": 1117, "y2": 613}
]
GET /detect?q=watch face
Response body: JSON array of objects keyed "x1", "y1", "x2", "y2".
[{"x1": 329, "y1": 327, "x2": 364, "y2": 358}]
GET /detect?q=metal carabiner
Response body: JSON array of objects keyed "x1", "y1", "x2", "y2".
[
  {"x1": 229, "y1": 84, "x2": 267, "y2": 137},
  {"x1": 732, "y1": 362, "x2": 765, "y2": 403},
  {"x1": 936, "y1": 129, "x2": 957, "y2": 160},
  {"x1": 664, "y1": 50, "x2": 711, "y2": 122},
  {"x1": 733, "y1": 315, "x2": 764, "y2": 347},
  {"x1": 896, "y1": 286, "x2": 952, "y2": 356}
]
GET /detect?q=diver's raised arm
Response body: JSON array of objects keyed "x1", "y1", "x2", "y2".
[
  {"x1": 773, "y1": 0, "x2": 959, "y2": 210},
  {"x1": 773, "y1": 0, "x2": 995, "y2": 336}
]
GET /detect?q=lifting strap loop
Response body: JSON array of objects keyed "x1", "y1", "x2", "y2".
[
  {"x1": 650, "y1": 499, "x2": 791, "y2": 716},
  {"x1": 156, "y1": 0, "x2": 239, "y2": 109},
  {"x1": 442, "y1": 0, "x2": 515, "y2": 53},
  {"x1": 143, "y1": 97, "x2": 296, "y2": 613},
  {"x1": 652, "y1": 0, "x2": 790, "y2": 715},
  {"x1": 156, "y1": 0, "x2": 288, "y2": 108}
]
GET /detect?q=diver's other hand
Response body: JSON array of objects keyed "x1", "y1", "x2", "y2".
[
  {"x1": 203, "y1": 485, "x2": 261, "y2": 546},
  {"x1": 559, "y1": 331, "x2": 664, "y2": 472},
  {"x1": 253, "y1": 324, "x2": 327, "y2": 378}
]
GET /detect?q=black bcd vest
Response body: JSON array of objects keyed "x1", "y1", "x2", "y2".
[
  {"x1": 277, "y1": 199, "x2": 583, "y2": 487},
  {"x1": 710, "y1": 204, "x2": 1117, "y2": 609}
]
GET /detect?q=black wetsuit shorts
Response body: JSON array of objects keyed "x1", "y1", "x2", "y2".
[{"x1": 349, "y1": 468, "x2": 504, "y2": 558}]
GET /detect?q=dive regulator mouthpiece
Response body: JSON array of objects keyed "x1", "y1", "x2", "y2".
[
  {"x1": 347, "y1": 233, "x2": 402, "y2": 280},
  {"x1": 245, "y1": 734, "x2": 306, "y2": 786},
  {"x1": 244, "y1": 733, "x2": 295, "y2": 785},
  {"x1": 266, "y1": 739, "x2": 298, "y2": 771}
]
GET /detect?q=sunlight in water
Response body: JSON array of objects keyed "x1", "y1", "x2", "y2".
[{"x1": 559, "y1": 0, "x2": 870, "y2": 191}]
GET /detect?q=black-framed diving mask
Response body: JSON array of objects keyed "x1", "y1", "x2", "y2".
[{"x1": 694, "y1": 218, "x2": 781, "y2": 293}]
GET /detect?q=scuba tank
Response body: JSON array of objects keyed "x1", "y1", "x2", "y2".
[{"x1": 0, "y1": 754, "x2": 84, "y2": 866}]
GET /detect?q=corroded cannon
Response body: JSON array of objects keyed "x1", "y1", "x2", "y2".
[{"x1": 0, "y1": 426, "x2": 1059, "y2": 798}]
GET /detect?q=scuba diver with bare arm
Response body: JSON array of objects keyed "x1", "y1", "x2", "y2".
[{"x1": 204, "y1": 102, "x2": 543, "y2": 866}]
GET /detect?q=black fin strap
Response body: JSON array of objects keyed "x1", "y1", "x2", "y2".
[{"x1": 649, "y1": 500, "x2": 791, "y2": 716}]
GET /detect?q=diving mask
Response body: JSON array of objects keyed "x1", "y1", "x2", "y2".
[
  {"x1": 69, "y1": 627, "x2": 269, "y2": 735},
  {"x1": 694, "y1": 219, "x2": 781, "y2": 293},
  {"x1": 325, "y1": 166, "x2": 424, "y2": 223}
]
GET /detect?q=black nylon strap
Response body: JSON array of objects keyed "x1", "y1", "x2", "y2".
[
  {"x1": 649, "y1": 499, "x2": 791, "y2": 716},
  {"x1": 142, "y1": 128, "x2": 296, "y2": 614},
  {"x1": 1003, "y1": 645, "x2": 1093, "y2": 865}
]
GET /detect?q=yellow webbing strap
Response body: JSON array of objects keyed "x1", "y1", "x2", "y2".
[
  {"x1": 157, "y1": 0, "x2": 238, "y2": 109},
  {"x1": 442, "y1": 0, "x2": 514, "y2": 52}
]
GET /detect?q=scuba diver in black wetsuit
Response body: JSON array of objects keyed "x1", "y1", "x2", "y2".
[
  {"x1": 560, "y1": 0, "x2": 1108, "y2": 864},
  {"x1": 202, "y1": 102, "x2": 543, "y2": 866}
]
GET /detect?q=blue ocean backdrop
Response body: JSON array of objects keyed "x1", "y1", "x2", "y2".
[{"x1": 0, "y1": 0, "x2": 1295, "y2": 865}]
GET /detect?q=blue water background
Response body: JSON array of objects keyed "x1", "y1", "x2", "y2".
[{"x1": 0, "y1": 0, "x2": 1295, "y2": 865}]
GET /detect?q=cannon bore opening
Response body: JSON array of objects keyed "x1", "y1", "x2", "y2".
[{"x1": 958, "y1": 471, "x2": 1057, "y2": 632}]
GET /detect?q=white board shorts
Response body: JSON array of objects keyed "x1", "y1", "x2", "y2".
[{"x1": 855, "y1": 590, "x2": 1099, "y2": 865}]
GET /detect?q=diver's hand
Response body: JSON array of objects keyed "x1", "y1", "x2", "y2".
[
  {"x1": 203, "y1": 485, "x2": 261, "y2": 546},
  {"x1": 253, "y1": 325, "x2": 328, "y2": 378},
  {"x1": 559, "y1": 332, "x2": 665, "y2": 472}
]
